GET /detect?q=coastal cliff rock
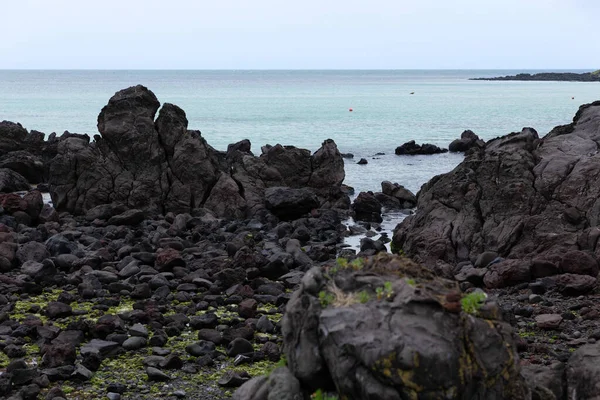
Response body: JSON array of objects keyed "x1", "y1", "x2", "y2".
[
  {"x1": 47, "y1": 85, "x2": 348, "y2": 218},
  {"x1": 235, "y1": 254, "x2": 530, "y2": 399},
  {"x1": 392, "y1": 101, "x2": 600, "y2": 290}
]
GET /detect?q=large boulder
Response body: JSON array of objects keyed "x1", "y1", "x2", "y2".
[
  {"x1": 393, "y1": 101, "x2": 600, "y2": 290},
  {"x1": 237, "y1": 254, "x2": 530, "y2": 399}
]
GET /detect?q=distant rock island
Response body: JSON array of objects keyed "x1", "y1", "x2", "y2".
[{"x1": 471, "y1": 70, "x2": 600, "y2": 82}]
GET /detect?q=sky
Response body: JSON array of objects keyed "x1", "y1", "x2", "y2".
[{"x1": 1, "y1": 0, "x2": 599, "y2": 69}]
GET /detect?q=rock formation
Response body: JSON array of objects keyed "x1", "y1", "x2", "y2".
[
  {"x1": 44, "y1": 85, "x2": 348, "y2": 218},
  {"x1": 395, "y1": 140, "x2": 448, "y2": 155},
  {"x1": 448, "y1": 130, "x2": 485, "y2": 153},
  {"x1": 393, "y1": 101, "x2": 600, "y2": 291}
]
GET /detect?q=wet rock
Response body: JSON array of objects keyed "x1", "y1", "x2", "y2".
[
  {"x1": 146, "y1": 367, "x2": 170, "y2": 381},
  {"x1": 227, "y1": 338, "x2": 254, "y2": 357},
  {"x1": 122, "y1": 336, "x2": 147, "y2": 350},
  {"x1": 44, "y1": 301, "x2": 72, "y2": 318},
  {"x1": 218, "y1": 371, "x2": 251, "y2": 388},
  {"x1": 185, "y1": 341, "x2": 215, "y2": 357},
  {"x1": 395, "y1": 140, "x2": 448, "y2": 155}
]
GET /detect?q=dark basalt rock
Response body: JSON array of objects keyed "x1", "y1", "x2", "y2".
[
  {"x1": 352, "y1": 191, "x2": 382, "y2": 223},
  {"x1": 393, "y1": 101, "x2": 600, "y2": 291},
  {"x1": 448, "y1": 130, "x2": 485, "y2": 152},
  {"x1": 34, "y1": 85, "x2": 349, "y2": 219},
  {"x1": 265, "y1": 187, "x2": 319, "y2": 220},
  {"x1": 0, "y1": 168, "x2": 30, "y2": 193},
  {"x1": 395, "y1": 140, "x2": 448, "y2": 155}
]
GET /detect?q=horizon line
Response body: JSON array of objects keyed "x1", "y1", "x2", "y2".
[{"x1": 0, "y1": 68, "x2": 596, "y2": 72}]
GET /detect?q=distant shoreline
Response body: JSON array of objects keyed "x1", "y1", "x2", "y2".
[{"x1": 471, "y1": 70, "x2": 600, "y2": 82}]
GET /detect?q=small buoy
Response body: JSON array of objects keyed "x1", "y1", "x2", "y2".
[
  {"x1": 572, "y1": 97, "x2": 575, "y2": 100},
  {"x1": 349, "y1": 108, "x2": 353, "y2": 112},
  {"x1": 410, "y1": 92, "x2": 415, "y2": 95}
]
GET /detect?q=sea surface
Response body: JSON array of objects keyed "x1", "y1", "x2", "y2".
[{"x1": 1, "y1": 69, "x2": 598, "y2": 196}]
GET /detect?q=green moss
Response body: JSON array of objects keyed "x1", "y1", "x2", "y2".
[
  {"x1": 9, "y1": 288, "x2": 64, "y2": 322},
  {"x1": 0, "y1": 351, "x2": 10, "y2": 368},
  {"x1": 460, "y1": 292, "x2": 487, "y2": 315},
  {"x1": 311, "y1": 388, "x2": 339, "y2": 400},
  {"x1": 319, "y1": 291, "x2": 335, "y2": 307},
  {"x1": 358, "y1": 291, "x2": 371, "y2": 304},
  {"x1": 518, "y1": 331, "x2": 535, "y2": 338}
]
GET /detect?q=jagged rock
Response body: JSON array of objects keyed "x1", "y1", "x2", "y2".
[
  {"x1": 393, "y1": 101, "x2": 600, "y2": 289},
  {"x1": 395, "y1": 140, "x2": 448, "y2": 155},
  {"x1": 204, "y1": 174, "x2": 247, "y2": 219},
  {"x1": 380, "y1": 181, "x2": 416, "y2": 208},
  {"x1": 273, "y1": 254, "x2": 529, "y2": 399},
  {"x1": 449, "y1": 130, "x2": 485, "y2": 152}
]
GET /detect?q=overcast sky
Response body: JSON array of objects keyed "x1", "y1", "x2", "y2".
[{"x1": 1, "y1": 0, "x2": 598, "y2": 69}]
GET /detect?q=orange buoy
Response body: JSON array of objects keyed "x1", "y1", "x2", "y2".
[{"x1": 349, "y1": 108, "x2": 353, "y2": 112}]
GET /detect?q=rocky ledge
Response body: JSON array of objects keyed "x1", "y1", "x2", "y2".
[{"x1": 471, "y1": 70, "x2": 600, "y2": 82}]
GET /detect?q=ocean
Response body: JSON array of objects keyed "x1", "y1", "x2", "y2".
[{"x1": 0, "y1": 69, "x2": 598, "y2": 196}]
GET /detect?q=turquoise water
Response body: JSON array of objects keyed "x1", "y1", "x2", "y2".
[{"x1": 1, "y1": 70, "x2": 598, "y2": 194}]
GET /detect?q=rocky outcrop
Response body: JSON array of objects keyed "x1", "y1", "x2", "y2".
[
  {"x1": 235, "y1": 254, "x2": 530, "y2": 399},
  {"x1": 46, "y1": 85, "x2": 348, "y2": 219},
  {"x1": 395, "y1": 140, "x2": 448, "y2": 155},
  {"x1": 471, "y1": 71, "x2": 600, "y2": 82},
  {"x1": 0, "y1": 121, "x2": 59, "y2": 182},
  {"x1": 449, "y1": 130, "x2": 485, "y2": 153},
  {"x1": 392, "y1": 101, "x2": 600, "y2": 290}
]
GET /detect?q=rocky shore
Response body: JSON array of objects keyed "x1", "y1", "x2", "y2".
[
  {"x1": 1, "y1": 85, "x2": 600, "y2": 400},
  {"x1": 471, "y1": 70, "x2": 600, "y2": 82}
]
